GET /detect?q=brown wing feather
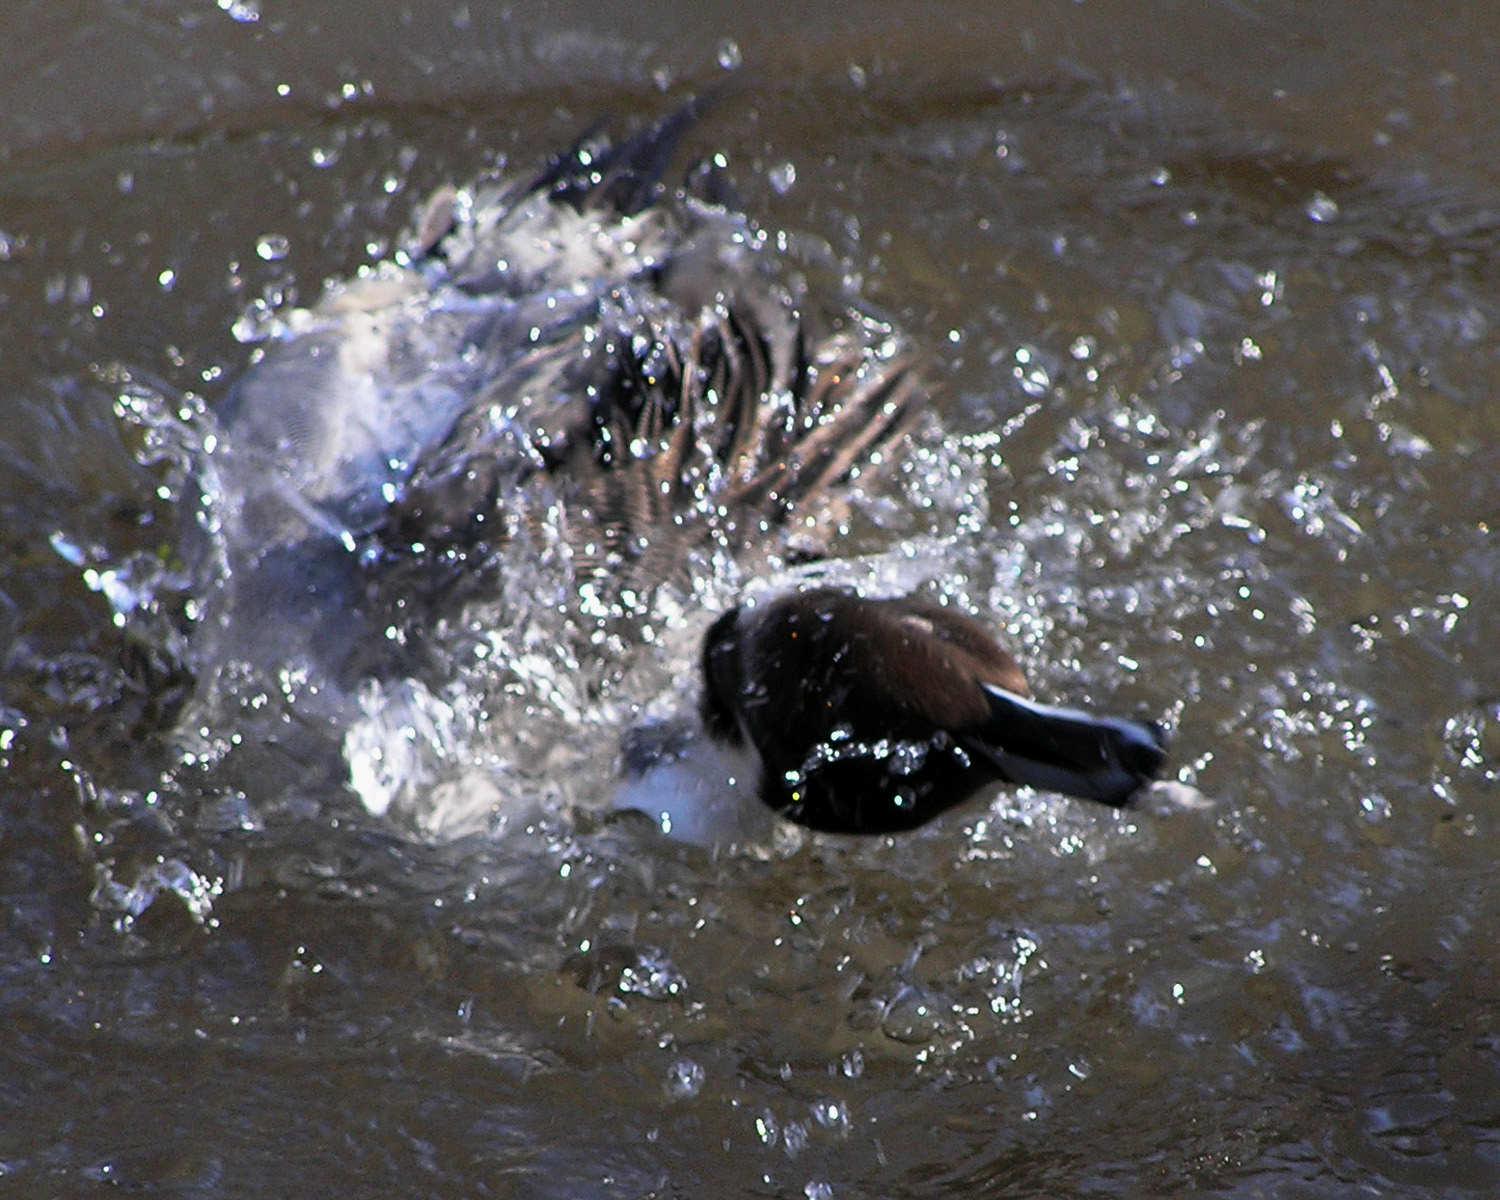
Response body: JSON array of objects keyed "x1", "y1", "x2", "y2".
[{"x1": 830, "y1": 594, "x2": 1030, "y2": 731}]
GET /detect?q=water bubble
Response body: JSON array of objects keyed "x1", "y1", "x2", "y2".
[
  {"x1": 196, "y1": 791, "x2": 262, "y2": 834},
  {"x1": 664, "y1": 1058, "x2": 704, "y2": 1100},
  {"x1": 48, "y1": 530, "x2": 89, "y2": 566},
  {"x1": 618, "y1": 947, "x2": 687, "y2": 1000},
  {"x1": 92, "y1": 856, "x2": 223, "y2": 928},
  {"x1": 1010, "y1": 345, "x2": 1052, "y2": 397},
  {"x1": 886, "y1": 740, "x2": 928, "y2": 777},
  {"x1": 811, "y1": 1098, "x2": 850, "y2": 1134},
  {"x1": 1359, "y1": 792, "x2": 1392, "y2": 823},
  {"x1": 716, "y1": 38, "x2": 743, "y2": 70},
  {"x1": 880, "y1": 983, "x2": 941, "y2": 1044},
  {"x1": 1443, "y1": 701, "x2": 1500, "y2": 781},
  {"x1": 216, "y1": 0, "x2": 260, "y2": 21},
  {"x1": 231, "y1": 298, "x2": 277, "y2": 343},
  {"x1": 1306, "y1": 191, "x2": 1340, "y2": 223},
  {"x1": 255, "y1": 234, "x2": 290, "y2": 262}
]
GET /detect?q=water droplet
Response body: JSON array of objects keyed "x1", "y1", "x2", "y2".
[
  {"x1": 1011, "y1": 345, "x2": 1052, "y2": 397},
  {"x1": 1306, "y1": 191, "x2": 1339, "y2": 222},
  {"x1": 256, "y1": 234, "x2": 290, "y2": 262},
  {"x1": 664, "y1": 1058, "x2": 704, "y2": 1100},
  {"x1": 216, "y1": 0, "x2": 260, "y2": 21},
  {"x1": 880, "y1": 983, "x2": 941, "y2": 1044},
  {"x1": 618, "y1": 947, "x2": 686, "y2": 1000},
  {"x1": 886, "y1": 741, "x2": 928, "y2": 777},
  {"x1": 811, "y1": 1098, "x2": 849, "y2": 1133},
  {"x1": 196, "y1": 791, "x2": 262, "y2": 834},
  {"x1": 1359, "y1": 792, "x2": 1392, "y2": 823},
  {"x1": 716, "y1": 38, "x2": 742, "y2": 70}
]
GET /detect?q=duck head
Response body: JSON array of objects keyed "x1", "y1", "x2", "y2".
[{"x1": 700, "y1": 587, "x2": 1167, "y2": 834}]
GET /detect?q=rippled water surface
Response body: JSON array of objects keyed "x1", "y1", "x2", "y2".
[{"x1": 4, "y1": 3, "x2": 1499, "y2": 1196}]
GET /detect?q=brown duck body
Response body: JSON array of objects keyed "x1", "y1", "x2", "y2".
[{"x1": 195, "y1": 105, "x2": 921, "y2": 704}]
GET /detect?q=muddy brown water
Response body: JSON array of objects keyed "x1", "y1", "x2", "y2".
[{"x1": 3, "y1": 2, "x2": 1498, "y2": 1196}]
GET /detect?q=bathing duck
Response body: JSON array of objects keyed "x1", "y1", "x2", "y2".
[
  {"x1": 699, "y1": 587, "x2": 1166, "y2": 834},
  {"x1": 195, "y1": 101, "x2": 1167, "y2": 835}
]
